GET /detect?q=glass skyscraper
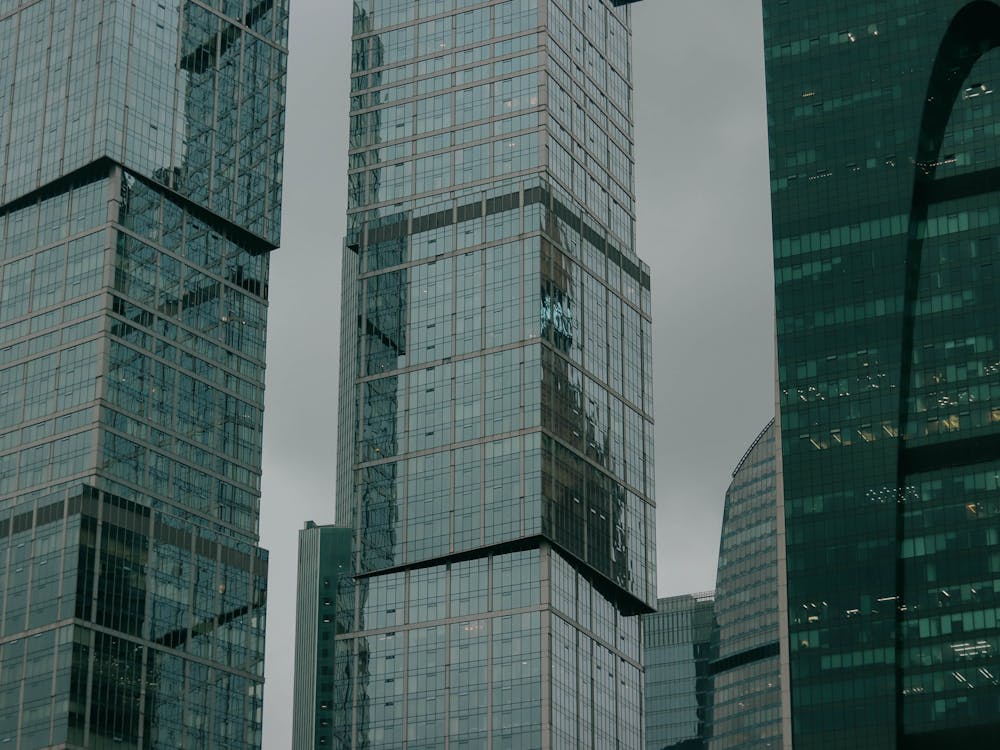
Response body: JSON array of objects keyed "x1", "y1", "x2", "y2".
[
  {"x1": 709, "y1": 420, "x2": 781, "y2": 750},
  {"x1": 766, "y1": 1, "x2": 1000, "y2": 746},
  {"x1": 641, "y1": 422, "x2": 781, "y2": 750},
  {"x1": 332, "y1": 0, "x2": 655, "y2": 747},
  {"x1": 642, "y1": 593, "x2": 714, "y2": 750},
  {"x1": 293, "y1": 523, "x2": 353, "y2": 750},
  {"x1": 0, "y1": 1, "x2": 287, "y2": 747}
]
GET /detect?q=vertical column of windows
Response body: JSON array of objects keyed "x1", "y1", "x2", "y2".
[{"x1": 545, "y1": 0, "x2": 634, "y2": 246}]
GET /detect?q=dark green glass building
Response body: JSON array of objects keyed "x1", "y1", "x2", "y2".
[
  {"x1": 0, "y1": 1, "x2": 287, "y2": 747},
  {"x1": 333, "y1": 0, "x2": 655, "y2": 747},
  {"x1": 765, "y1": 1, "x2": 1000, "y2": 746},
  {"x1": 292, "y1": 523, "x2": 353, "y2": 750}
]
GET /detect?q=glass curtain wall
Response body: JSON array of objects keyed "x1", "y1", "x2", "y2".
[
  {"x1": 0, "y1": 1, "x2": 288, "y2": 748},
  {"x1": 765, "y1": 1, "x2": 1000, "y2": 746},
  {"x1": 643, "y1": 593, "x2": 714, "y2": 750},
  {"x1": 334, "y1": 1, "x2": 655, "y2": 747},
  {"x1": 708, "y1": 420, "x2": 782, "y2": 750},
  {"x1": 293, "y1": 524, "x2": 354, "y2": 750}
]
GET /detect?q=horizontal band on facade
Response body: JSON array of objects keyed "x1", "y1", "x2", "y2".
[
  {"x1": 901, "y1": 431, "x2": 1000, "y2": 475},
  {"x1": 709, "y1": 641, "x2": 780, "y2": 676},
  {"x1": 1, "y1": 157, "x2": 278, "y2": 256}
]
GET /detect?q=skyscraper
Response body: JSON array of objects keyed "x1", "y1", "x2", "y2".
[
  {"x1": 293, "y1": 523, "x2": 353, "y2": 750},
  {"x1": 640, "y1": 422, "x2": 781, "y2": 750},
  {"x1": 0, "y1": 1, "x2": 287, "y2": 747},
  {"x1": 331, "y1": 0, "x2": 655, "y2": 746},
  {"x1": 709, "y1": 420, "x2": 781, "y2": 750},
  {"x1": 765, "y1": 1, "x2": 1000, "y2": 746},
  {"x1": 642, "y1": 592, "x2": 714, "y2": 750}
]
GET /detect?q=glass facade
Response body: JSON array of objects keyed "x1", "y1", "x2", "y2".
[
  {"x1": 765, "y1": 1, "x2": 1000, "y2": 747},
  {"x1": 0, "y1": 1, "x2": 287, "y2": 748},
  {"x1": 293, "y1": 523, "x2": 354, "y2": 750},
  {"x1": 0, "y1": 0, "x2": 286, "y2": 243},
  {"x1": 643, "y1": 593, "x2": 714, "y2": 750},
  {"x1": 643, "y1": 424, "x2": 781, "y2": 750},
  {"x1": 333, "y1": 0, "x2": 654, "y2": 747},
  {"x1": 709, "y1": 420, "x2": 781, "y2": 750}
]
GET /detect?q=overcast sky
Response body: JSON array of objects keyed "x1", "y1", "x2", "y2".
[{"x1": 258, "y1": 2, "x2": 775, "y2": 745}]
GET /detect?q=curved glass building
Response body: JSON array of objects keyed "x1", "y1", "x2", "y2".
[
  {"x1": 709, "y1": 420, "x2": 781, "y2": 750},
  {"x1": 765, "y1": 1, "x2": 1000, "y2": 746},
  {"x1": 643, "y1": 592, "x2": 715, "y2": 750}
]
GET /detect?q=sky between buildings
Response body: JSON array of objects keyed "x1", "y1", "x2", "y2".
[{"x1": 259, "y1": 2, "x2": 775, "y2": 745}]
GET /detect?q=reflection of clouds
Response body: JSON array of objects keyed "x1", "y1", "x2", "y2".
[{"x1": 540, "y1": 291, "x2": 575, "y2": 344}]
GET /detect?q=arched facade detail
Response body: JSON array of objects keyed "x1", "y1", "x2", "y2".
[{"x1": 899, "y1": 1, "x2": 1000, "y2": 473}]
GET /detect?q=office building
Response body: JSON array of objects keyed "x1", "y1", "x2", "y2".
[
  {"x1": 293, "y1": 523, "x2": 353, "y2": 750},
  {"x1": 765, "y1": 1, "x2": 1000, "y2": 746},
  {"x1": 709, "y1": 420, "x2": 781, "y2": 750},
  {"x1": 642, "y1": 422, "x2": 781, "y2": 750},
  {"x1": 330, "y1": 0, "x2": 655, "y2": 747},
  {"x1": 643, "y1": 593, "x2": 714, "y2": 750},
  {"x1": 0, "y1": 1, "x2": 287, "y2": 747}
]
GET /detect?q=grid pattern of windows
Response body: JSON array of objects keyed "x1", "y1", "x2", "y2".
[
  {"x1": 104, "y1": 174, "x2": 269, "y2": 533},
  {"x1": 642, "y1": 594, "x2": 714, "y2": 750},
  {"x1": 335, "y1": 3, "x2": 651, "y2": 745},
  {"x1": 0, "y1": 1, "x2": 287, "y2": 748},
  {"x1": 708, "y1": 421, "x2": 782, "y2": 750},
  {"x1": 292, "y1": 524, "x2": 354, "y2": 750},
  {"x1": 0, "y1": 0, "x2": 287, "y2": 243},
  {"x1": 0, "y1": 486, "x2": 268, "y2": 748},
  {"x1": 0, "y1": 175, "x2": 106, "y2": 502},
  {"x1": 333, "y1": 546, "x2": 644, "y2": 750},
  {"x1": 766, "y1": 1, "x2": 1000, "y2": 747}
]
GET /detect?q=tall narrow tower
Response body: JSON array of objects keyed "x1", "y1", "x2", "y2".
[
  {"x1": 0, "y1": 1, "x2": 288, "y2": 747},
  {"x1": 709, "y1": 420, "x2": 782, "y2": 750},
  {"x1": 765, "y1": 1, "x2": 1000, "y2": 746},
  {"x1": 333, "y1": 0, "x2": 655, "y2": 746}
]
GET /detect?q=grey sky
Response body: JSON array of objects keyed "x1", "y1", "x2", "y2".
[{"x1": 259, "y1": 2, "x2": 775, "y2": 746}]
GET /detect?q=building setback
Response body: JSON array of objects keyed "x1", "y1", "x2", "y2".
[
  {"x1": 0, "y1": 1, "x2": 287, "y2": 747},
  {"x1": 765, "y1": 1, "x2": 1000, "y2": 747},
  {"x1": 331, "y1": 0, "x2": 655, "y2": 747}
]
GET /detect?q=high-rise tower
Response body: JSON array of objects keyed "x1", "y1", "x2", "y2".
[
  {"x1": 293, "y1": 523, "x2": 353, "y2": 750},
  {"x1": 642, "y1": 592, "x2": 714, "y2": 750},
  {"x1": 640, "y1": 421, "x2": 782, "y2": 750},
  {"x1": 0, "y1": 1, "x2": 287, "y2": 747},
  {"x1": 709, "y1": 420, "x2": 782, "y2": 750},
  {"x1": 332, "y1": 0, "x2": 655, "y2": 746},
  {"x1": 765, "y1": 1, "x2": 1000, "y2": 746}
]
